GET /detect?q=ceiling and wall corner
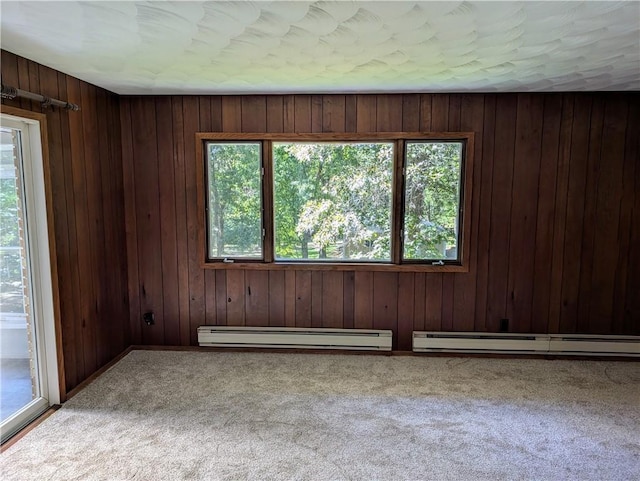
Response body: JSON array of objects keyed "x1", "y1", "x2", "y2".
[{"x1": 1, "y1": 1, "x2": 639, "y2": 95}]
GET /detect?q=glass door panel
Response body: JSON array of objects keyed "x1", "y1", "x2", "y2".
[{"x1": 1, "y1": 116, "x2": 51, "y2": 442}]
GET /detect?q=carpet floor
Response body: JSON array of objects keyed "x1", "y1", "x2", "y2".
[{"x1": 1, "y1": 350, "x2": 638, "y2": 480}]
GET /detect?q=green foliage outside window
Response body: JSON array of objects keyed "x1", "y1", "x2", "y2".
[
  {"x1": 274, "y1": 143, "x2": 392, "y2": 261},
  {"x1": 204, "y1": 137, "x2": 465, "y2": 264},
  {"x1": 207, "y1": 143, "x2": 262, "y2": 258},
  {"x1": 404, "y1": 142, "x2": 462, "y2": 260}
]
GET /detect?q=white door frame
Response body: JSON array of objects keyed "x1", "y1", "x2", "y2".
[{"x1": 1, "y1": 108, "x2": 63, "y2": 443}]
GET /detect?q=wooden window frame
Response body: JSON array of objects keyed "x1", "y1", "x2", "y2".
[{"x1": 196, "y1": 132, "x2": 474, "y2": 272}]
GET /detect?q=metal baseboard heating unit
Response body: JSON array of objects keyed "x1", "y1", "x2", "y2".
[
  {"x1": 413, "y1": 332, "x2": 640, "y2": 356},
  {"x1": 413, "y1": 332, "x2": 550, "y2": 354},
  {"x1": 548, "y1": 335, "x2": 640, "y2": 356},
  {"x1": 198, "y1": 326, "x2": 393, "y2": 351}
]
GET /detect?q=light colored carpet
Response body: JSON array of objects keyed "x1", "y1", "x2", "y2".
[{"x1": 1, "y1": 350, "x2": 639, "y2": 480}]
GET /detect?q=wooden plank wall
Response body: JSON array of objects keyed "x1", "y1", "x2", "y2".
[
  {"x1": 120, "y1": 92, "x2": 640, "y2": 350},
  {"x1": 1, "y1": 51, "x2": 129, "y2": 392}
]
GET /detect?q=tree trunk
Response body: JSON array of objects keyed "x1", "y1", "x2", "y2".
[{"x1": 301, "y1": 233, "x2": 310, "y2": 258}]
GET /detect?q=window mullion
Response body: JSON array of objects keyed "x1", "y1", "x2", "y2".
[
  {"x1": 262, "y1": 140, "x2": 275, "y2": 262},
  {"x1": 391, "y1": 139, "x2": 405, "y2": 264}
]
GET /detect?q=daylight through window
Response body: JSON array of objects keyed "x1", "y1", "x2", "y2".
[
  {"x1": 201, "y1": 133, "x2": 472, "y2": 270},
  {"x1": 274, "y1": 142, "x2": 393, "y2": 261}
]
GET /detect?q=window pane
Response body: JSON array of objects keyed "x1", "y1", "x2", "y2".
[
  {"x1": 403, "y1": 141, "x2": 463, "y2": 261},
  {"x1": 274, "y1": 142, "x2": 393, "y2": 261},
  {"x1": 207, "y1": 142, "x2": 262, "y2": 259}
]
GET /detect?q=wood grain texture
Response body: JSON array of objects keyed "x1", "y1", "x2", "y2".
[
  {"x1": 1, "y1": 52, "x2": 128, "y2": 394},
  {"x1": 5, "y1": 50, "x2": 636, "y2": 363},
  {"x1": 117, "y1": 90, "x2": 639, "y2": 344}
]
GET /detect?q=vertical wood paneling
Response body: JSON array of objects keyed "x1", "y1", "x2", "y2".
[
  {"x1": 17, "y1": 56, "x2": 32, "y2": 110},
  {"x1": 322, "y1": 271, "x2": 343, "y2": 328},
  {"x1": 486, "y1": 94, "x2": 517, "y2": 330},
  {"x1": 1, "y1": 50, "x2": 21, "y2": 109},
  {"x1": 226, "y1": 270, "x2": 246, "y2": 326},
  {"x1": 402, "y1": 94, "x2": 420, "y2": 131},
  {"x1": 311, "y1": 95, "x2": 323, "y2": 133},
  {"x1": 548, "y1": 94, "x2": 575, "y2": 333},
  {"x1": 38, "y1": 65, "x2": 76, "y2": 379},
  {"x1": 109, "y1": 91, "x2": 128, "y2": 351},
  {"x1": 413, "y1": 273, "x2": 426, "y2": 332},
  {"x1": 245, "y1": 270, "x2": 269, "y2": 326},
  {"x1": 373, "y1": 272, "x2": 398, "y2": 334},
  {"x1": 59, "y1": 71, "x2": 86, "y2": 387},
  {"x1": 268, "y1": 271, "x2": 285, "y2": 326},
  {"x1": 322, "y1": 95, "x2": 345, "y2": 133},
  {"x1": 453, "y1": 94, "x2": 484, "y2": 331},
  {"x1": 82, "y1": 83, "x2": 107, "y2": 362},
  {"x1": 283, "y1": 95, "x2": 295, "y2": 132},
  {"x1": 343, "y1": 272, "x2": 355, "y2": 329},
  {"x1": 6, "y1": 51, "x2": 632, "y2": 367},
  {"x1": 118, "y1": 89, "x2": 640, "y2": 350},
  {"x1": 171, "y1": 97, "x2": 191, "y2": 344},
  {"x1": 345, "y1": 95, "x2": 357, "y2": 132},
  {"x1": 376, "y1": 95, "x2": 403, "y2": 131},
  {"x1": 156, "y1": 97, "x2": 180, "y2": 345},
  {"x1": 94, "y1": 88, "x2": 114, "y2": 362},
  {"x1": 397, "y1": 273, "x2": 414, "y2": 351},
  {"x1": 311, "y1": 271, "x2": 323, "y2": 327},
  {"x1": 354, "y1": 272, "x2": 373, "y2": 329},
  {"x1": 424, "y1": 275, "x2": 442, "y2": 330},
  {"x1": 440, "y1": 95, "x2": 459, "y2": 331},
  {"x1": 559, "y1": 95, "x2": 592, "y2": 333},
  {"x1": 474, "y1": 95, "x2": 496, "y2": 331},
  {"x1": 131, "y1": 97, "x2": 164, "y2": 345},
  {"x1": 295, "y1": 271, "x2": 312, "y2": 327},
  {"x1": 356, "y1": 95, "x2": 376, "y2": 131},
  {"x1": 215, "y1": 270, "x2": 227, "y2": 325},
  {"x1": 619, "y1": 100, "x2": 639, "y2": 334},
  {"x1": 531, "y1": 95, "x2": 563, "y2": 334},
  {"x1": 241, "y1": 96, "x2": 266, "y2": 132},
  {"x1": 2, "y1": 52, "x2": 128, "y2": 393},
  {"x1": 588, "y1": 97, "x2": 628, "y2": 333},
  {"x1": 205, "y1": 267, "x2": 217, "y2": 326},
  {"x1": 623, "y1": 99, "x2": 640, "y2": 333},
  {"x1": 222, "y1": 96, "x2": 242, "y2": 132},
  {"x1": 576, "y1": 97, "x2": 605, "y2": 333},
  {"x1": 284, "y1": 271, "x2": 296, "y2": 327},
  {"x1": 184, "y1": 97, "x2": 204, "y2": 343},
  {"x1": 612, "y1": 100, "x2": 637, "y2": 333},
  {"x1": 507, "y1": 94, "x2": 544, "y2": 332},
  {"x1": 67, "y1": 77, "x2": 96, "y2": 376},
  {"x1": 294, "y1": 95, "x2": 311, "y2": 132},
  {"x1": 266, "y1": 96, "x2": 284, "y2": 133}
]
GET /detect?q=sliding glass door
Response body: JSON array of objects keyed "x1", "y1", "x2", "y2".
[{"x1": 1, "y1": 113, "x2": 59, "y2": 443}]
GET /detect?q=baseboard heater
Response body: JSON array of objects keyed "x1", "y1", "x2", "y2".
[
  {"x1": 198, "y1": 326, "x2": 393, "y2": 351},
  {"x1": 413, "y1": 332, "x2": 640, "y2": 357}
]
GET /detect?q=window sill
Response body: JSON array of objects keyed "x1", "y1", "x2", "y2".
[{"x1": 200, "y1": 261, "x2": 469, "y2": 273}]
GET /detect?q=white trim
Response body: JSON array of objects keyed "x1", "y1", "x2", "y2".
[{"x1": 198, "y1": 326, "x2": 393, "y2": 351}]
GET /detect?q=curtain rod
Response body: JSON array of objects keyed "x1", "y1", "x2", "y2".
[{"x1": 1, "y1": 83, "x2": 80, "y2": 111}]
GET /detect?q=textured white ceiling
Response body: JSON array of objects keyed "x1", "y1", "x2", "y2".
[{"x1": 1, "y1": 1, "x2": 639, "y2": 94}]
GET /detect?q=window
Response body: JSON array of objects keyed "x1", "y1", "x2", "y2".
[
  {"x1": 206, "y1": 142, "x2": 263, "y2": 260},
  {"x1": 198, "y1": 133, "x2": 473, "y2": 271},
  {"x1": 273, "y1": 142, "x2": 393, "y2": 261},
  {"x1": 403, "y1": 141, "x2": 463, "y2": 262}
]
